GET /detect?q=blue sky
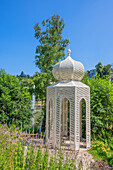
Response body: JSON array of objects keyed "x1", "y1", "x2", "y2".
[{"x1": 0, "y1": 0, "x2": 113, "y2": 76}]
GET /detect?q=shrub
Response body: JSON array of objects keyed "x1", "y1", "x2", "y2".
[
  {"x1": 0, "y1": 69, "x2": 32, "y2": 128},
  {"x1": 82, "y1": 76, "x2": 113, "y2": 139},
  {"x1": 90, "y1": 139, "x2": 113, "y2": 167}
]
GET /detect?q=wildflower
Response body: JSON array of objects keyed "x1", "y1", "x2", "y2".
[
  {"x1": 27, "y1": 162, "x2": 29, "y2": 165},
  {"x1": 102, "y1": 148, "x2": 106, "y2": 152},
  {"x1": 94, "y1": 163, "x2": 99, "y2": 168}
]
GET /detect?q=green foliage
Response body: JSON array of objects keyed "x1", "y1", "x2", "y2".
[
  {"x1": 0, "y1": 69, "x2": 32, "y2": 128},
  {"x1": 34, "y1": 14, "x2": 69, "y2": 100},
  {"x1": 21, "y1": 77, "x2": 34, "y2": 96},
  {"x1": 33, "y1": 14, "x2": 69, "y2": 130},
  {"x1": 35, "y1": 108, "x2": 45, "y2": 128},
  {"x1": 95, "y1": 62, "x2": 111, "y2": 78},
  {"x1": 34, "y1": 14, "x2": 69, "y2": 74},
  {"x1": 33, "y1": 72, "x2": 49, "y2": 100},
  {"x1": 82, "y1": 76, "x2": 113, "y2": 139},
  {"x1": 81, "y1": 99, "x2": 86, "y2": 139},
  {"x1": 95, "y1": 62, "x2": 103, "y2": 78},
  {"x1": 90, "y1": 139, "x2": 113, "y2": 167}
]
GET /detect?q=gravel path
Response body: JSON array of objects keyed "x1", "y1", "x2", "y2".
[{"x1": 76, "y1": 149, "x2": 95, "y2": 170}]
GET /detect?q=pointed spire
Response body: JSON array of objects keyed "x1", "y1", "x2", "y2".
[{"x1": 67, "y1": 49, "x2": 71, "y2": 57}]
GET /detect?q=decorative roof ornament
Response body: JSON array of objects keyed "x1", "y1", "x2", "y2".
[
  {"x1": 67, "y1": 48, "x2": 71, "y2": 57},
  {"x1": 52, "y1": 49, "x2": 85, "y2": 81}
]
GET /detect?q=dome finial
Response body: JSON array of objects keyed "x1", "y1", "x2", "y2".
[
  {"x1": 52, "y1": 48, "x2": 85, "y2": 81},
  {"x1": 67, "y1": 49, "x2": 71, "y2": 57}
]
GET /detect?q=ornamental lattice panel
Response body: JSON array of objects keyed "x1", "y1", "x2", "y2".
[{"x1": 46, "y1": 49, "x2": 91, "y2": 150}]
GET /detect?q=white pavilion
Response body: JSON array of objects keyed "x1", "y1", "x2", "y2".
[{"x1": 46, "y1": 49, "x2": 91, "y2": 150}]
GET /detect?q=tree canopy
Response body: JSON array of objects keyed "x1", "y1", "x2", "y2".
[
  {"x1": 34, "y1": 14, "x2": 69, "y2": 74},
  {"x1": 34, "y1": 14, "x2": 69, "y2": 99}
]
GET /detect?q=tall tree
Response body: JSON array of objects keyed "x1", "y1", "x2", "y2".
[
  {"x1": 33, "y1": 15, "x2": 69, "y2": 131},
  {"x1": 34, "y1": 14, "x2": 69, "y2": 98}
]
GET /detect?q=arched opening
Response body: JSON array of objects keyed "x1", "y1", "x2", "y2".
[
  {"x1": 48, "y1": 99, "x2": 53, "y2": 141},
  {"x1": 80, "y1": 98, "x2": 86, "y2": 148},
  {"x1": 61, "y1": 98, "x2": 70, "y2": 147}
]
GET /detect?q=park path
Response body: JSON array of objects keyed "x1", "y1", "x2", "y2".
[{"x1": 75, "y1": 148, "x2": 95, "y2": 170}]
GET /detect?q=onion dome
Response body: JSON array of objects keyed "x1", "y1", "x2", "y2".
[{"x1": 52, "y1": 49, "x2": 85, "y2": 81}]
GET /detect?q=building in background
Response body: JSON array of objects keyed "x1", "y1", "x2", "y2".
[
  {"x1": 110, "y1": 63, "x2": 113, "y2": 82},
  {"x1": 87, "y1": 69, "x2": 96, "y2": 79}
]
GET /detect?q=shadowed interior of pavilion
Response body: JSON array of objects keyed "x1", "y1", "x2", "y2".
[{"x1": 48, "y1": 97, "x2": 87, "y2": 150}]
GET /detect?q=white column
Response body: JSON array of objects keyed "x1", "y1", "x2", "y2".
[
  {"x1": 86, "y1": 97, "x2": 91, "y2": 148},
  {"x1": 46, "y1": 90, "x2": 49, "y2": 142},
  {"x1": 55, "y1": 95, "x2": 61, "y2": 148},
  {"x1": 31, "y1": 85, "x2": 35, "y2": 133},
  {"x1": 75, "y1": 88, "x2": 80, "y2": 150},
  {"x1": 50, "y1": 99, "x2": 53, "y2": 143},
  {"x1": 80, "y1": 100, "x2": 82, "y2": 141},
  {"x1": 65, "y1": 99, "x2": 68, "y2": 136}
]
